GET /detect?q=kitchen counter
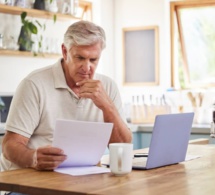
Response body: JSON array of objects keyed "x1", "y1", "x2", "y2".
[
  {"x1": 0, "y1": 123, "x2": 212, "y2": 135},
  {"x1": 129, "y1": 123, "x2": 211, "y2": 134},
  {"x1": 0, "y1": 122, "x2": 214, "y2": 150},
  {"x1": 129, "y1": 123, "x2": 214, "y2": 149}
]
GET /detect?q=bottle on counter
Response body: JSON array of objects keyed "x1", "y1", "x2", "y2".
[{"x1": 0, "y1": 33, "x2": 3, "y2": 49}]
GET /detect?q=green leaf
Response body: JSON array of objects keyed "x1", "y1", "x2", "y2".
[
  {"x1": 53, "y1": 14, "x2": 57, "y2": 23},
  {"x1": 39, "y1": 41, "x2": 42, "y2": 48},
  {"x1": 43, "y1": 24, "x2": 46, "y2": 31},
  {"x1": 21, "y1": 12, "x2": 27, "y2": 24},
  {"x1": 28, "y1": 22, "x2": 38, "y2": 34},
  {"x1": 35, "y1": 20, "x2": 42, "y2": 28}
]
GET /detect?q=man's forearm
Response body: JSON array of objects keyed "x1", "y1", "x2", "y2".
[
  {"x1": 2, "y1": 136, "x2": 35, "y2": 168},
  {"x1": 102, "y1": 103, "x2": 132, "y2": 143}
]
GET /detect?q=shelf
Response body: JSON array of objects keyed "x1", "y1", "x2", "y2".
[
  {"x1": 0, "y1": 1, "x2": 92, "y2": 58},
  {"x1": 0, "y1": 4, "x2": 81, "y2": 21},
  {"x1": 0, "y1": 49, "x2": 61, "y2": 58}
]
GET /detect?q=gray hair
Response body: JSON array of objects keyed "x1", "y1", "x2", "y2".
[{"x1": 63, "y1": 21, "x2": 106, "y2": 50}]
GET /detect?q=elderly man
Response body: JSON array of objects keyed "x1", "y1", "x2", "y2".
[{"x1": 1, "y1": 21, "x2": 132, "y2": 175}]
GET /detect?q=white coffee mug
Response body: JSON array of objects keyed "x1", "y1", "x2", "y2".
[{"x1": 109, "y1": 143, "x2": 133, "y2": 176}]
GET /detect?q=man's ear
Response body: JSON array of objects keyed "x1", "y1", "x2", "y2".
[{"x1": 62, "y1": 44, "x2": 68, "y2": 61}]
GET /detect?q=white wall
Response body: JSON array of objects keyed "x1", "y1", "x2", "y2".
[
  {"x1": 90, "y1": 0, "x2": 115, "y2": 79},
  {"x1": 113, "y1": 0, "x2": 171, "y2": 103}
]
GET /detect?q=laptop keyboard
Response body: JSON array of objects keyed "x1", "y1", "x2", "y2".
[{"x1": 132, "y1": 157, "x2": 147, "y2": 166}]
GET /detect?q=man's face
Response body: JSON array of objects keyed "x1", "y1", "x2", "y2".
[{"x1": 62, "y1": 42, "x2": 102, "y2": 86}]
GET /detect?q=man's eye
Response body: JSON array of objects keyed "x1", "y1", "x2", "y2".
[
  {"x1": 90, "y1": 58, "x2": 97, "y2": 62},
  {"x1": 77, "y1": 56, "x2": 84, "y2": 60}
]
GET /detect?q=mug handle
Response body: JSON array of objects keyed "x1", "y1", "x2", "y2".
[{"x1": 117, "y1": 147, "x2": 123, "y2": 172}]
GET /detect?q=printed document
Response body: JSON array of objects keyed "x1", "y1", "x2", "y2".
[{"x1": 53, "y1": 119, "x2": 113, "y2": 175}]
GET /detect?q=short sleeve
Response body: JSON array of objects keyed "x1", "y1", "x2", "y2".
[{"x1": 5, "y1": 78, "x2": 40, "y2": 138}]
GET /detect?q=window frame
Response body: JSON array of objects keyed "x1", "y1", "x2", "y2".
[{"x1": 170, "y1": 0, "x2": 215, "y2": 89}]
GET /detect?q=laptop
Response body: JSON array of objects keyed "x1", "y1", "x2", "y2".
[
  {"x1": 53, "y1": 119, "x2": 113, "y2": 168},
  {"x1": 132, "y1": 112, "x2": 194, "y2": 170}
]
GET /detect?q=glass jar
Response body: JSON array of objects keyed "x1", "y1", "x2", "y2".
[{"x1": 0, "y1": 33, "x2": 3, "y2": 49}]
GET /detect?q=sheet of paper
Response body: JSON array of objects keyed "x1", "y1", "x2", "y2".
[
  {"x1": 55, "y1": 166, "x2": 110, "y2": 176},
  {"x1": 185, "y1": 155, "x2": 201, "y2": 161},
  {"x1": 53, "y1": 119, "x2": 113, "y2": 168}
]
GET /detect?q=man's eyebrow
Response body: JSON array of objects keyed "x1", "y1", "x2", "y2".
[{"x1": 75, "y1": 54, "x2": 85, "y2": 58}]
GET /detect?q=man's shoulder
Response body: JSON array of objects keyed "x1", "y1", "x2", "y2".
[
  {"x1": 25, "y1": 59, "x2": 61, "y2": 83},
  {"x1": 19, "y1": 65, "x2": 55, "y2": 91},
  {"x1": 22, "y1": 60, "x2": 61, "y2": 88},
  {"x1": 27, "y1": 65, "x2": 53, "y2": 79}
]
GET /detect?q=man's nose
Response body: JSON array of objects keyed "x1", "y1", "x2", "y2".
[{"x1": 82, "y1": 60, "x2": 91, "y2": 72}]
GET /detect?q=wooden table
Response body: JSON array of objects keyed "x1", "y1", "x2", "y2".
[{"x1": 0, "y1": 144, "x2": 215, "y2": 195}]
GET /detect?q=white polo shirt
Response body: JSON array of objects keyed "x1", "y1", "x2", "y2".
[{"x1": 0, "y1": 59, "x2": 127, "y2": 171}]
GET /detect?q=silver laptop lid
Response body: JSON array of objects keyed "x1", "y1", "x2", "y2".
[{"x1": 146, "y1": 112, "x2": 194, "y2": 169}]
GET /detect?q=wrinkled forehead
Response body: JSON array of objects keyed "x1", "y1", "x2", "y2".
[{"x1": 70, "y1": 43, "x2": 102, "y2": 58}]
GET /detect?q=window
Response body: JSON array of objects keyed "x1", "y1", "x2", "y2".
[{"x1": 170, "y1": 1, "x2": 215, "y2": 89}]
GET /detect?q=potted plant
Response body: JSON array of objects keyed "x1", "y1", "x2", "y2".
[
  {"x1": 18, "y1": 12, "x2": 42, "y2": 51},
  {"x1": 18, "y1": 9, "x2": 57, "y2": 54}
]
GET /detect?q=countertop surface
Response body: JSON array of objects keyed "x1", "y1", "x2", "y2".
[
  {"x1": 129, "y1": 123, "x2": 211, "y2": 134},
  {"x1": 0, "y1": 122, "x2": 211, "y2": 135}
]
